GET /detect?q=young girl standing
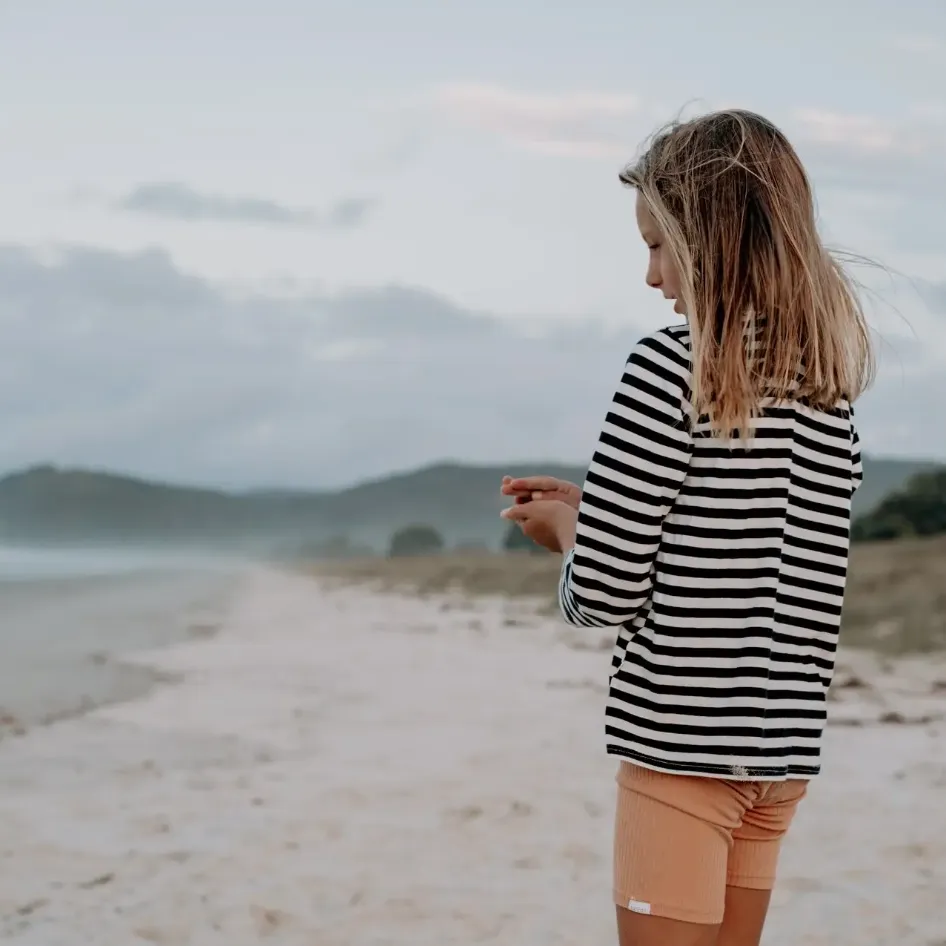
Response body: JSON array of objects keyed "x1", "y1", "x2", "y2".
[{"x1": 502, "y1": 110, "x2": 872, "y2": 946}]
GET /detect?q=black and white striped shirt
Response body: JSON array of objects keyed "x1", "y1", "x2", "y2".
[{"x1": 559, "y1": 324, "x2": 862, "y2": 780}]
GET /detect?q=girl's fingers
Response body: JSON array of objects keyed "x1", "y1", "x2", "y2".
[
  {"x1": 502, "y1": 487, "x2": 531, "y2": 499},
  {"x1": 510, "y1": 490, "x2": 567, "y2": 503},
  {"x1": 508, "y1": 476, "x2": 563, "y2": 492}
]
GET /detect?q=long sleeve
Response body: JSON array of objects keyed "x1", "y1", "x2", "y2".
[
  {"x1": 850, "y1": 410, "x2": 863, "y2": 495},
  {"x1": 559, "y1": 328, "x2": 693, "y2": 628}
]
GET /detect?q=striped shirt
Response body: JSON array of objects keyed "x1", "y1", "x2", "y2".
[{"x1": 559, "y1": 324, "x2": 863, "y2": 780}]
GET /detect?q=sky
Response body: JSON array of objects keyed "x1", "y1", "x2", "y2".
[{"x1": 2, "y1": 0, "x2": 945, "y2": 489}]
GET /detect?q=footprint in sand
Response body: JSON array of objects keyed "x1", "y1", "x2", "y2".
[
  {"x1": 77, "y1": 872, "x2": 115, "y2": 890},
  {"x1": 779, "y1": 876, "x2": 823, "y2": 896},
  {"x1": 561, "y1": 843, "x2": 601, "y2": 868},
  {"x1": 443, "y1": 804, "x2": 485, "y2": 825},
  {"x1": 505, "y1": 800, "x2": 533, "y2": 819},
  {"x1": 14, "y1": 898, "x2": 48, "y2": 917},
  {"x1": 559, "y1": 633, "x2": 613, "y2": 652},
  {"x1": 405, "y1": 623, "x2": 438, "y2": 635},
  {"x1": 249, "y1": 904, "x2": 293, "y2": 935},
  {"x1": 133, "y1": 927, "x2": 172, "y2": 943},
  {"x1": 445, "y1": 800, "x2": 532, "y2": 824},
  {"x1": 133, "y1": 815, "x2": 171, "y2": 835},
  {"x1": 884, "y1": 842, "x2": 931, "y2": 861},
  {"x1": 546, "y1": 678, "x2": 607, "y2": 695},
  {"x1": 381, "y1": 898, "x2": 425, "y2": 922},
  {"x1": 513, "y1": 856, "x2": 541, "y2": 870},
  {"x1": 317, "y1": 822, "x2": 345, "y2": 842},
  {"x1": 769, "y1": 876, "x2": 823, "y2": 908}
]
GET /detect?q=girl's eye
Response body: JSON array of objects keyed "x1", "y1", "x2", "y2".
[{"x1": 648, "y1": 244, "x2": 660, "y2": 251}]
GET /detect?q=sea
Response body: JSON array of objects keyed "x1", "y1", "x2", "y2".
[{"x1": 0, "y1": 544, "x2": 245, "y2": 730}]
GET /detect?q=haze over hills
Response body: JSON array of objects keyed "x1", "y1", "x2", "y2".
[{"x1": 0, "y1": 456, "x2": 939, "y2": 554}]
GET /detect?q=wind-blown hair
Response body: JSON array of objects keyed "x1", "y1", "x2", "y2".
[{"x1": 620, "y1": 109, "x2": 874, "y2": 438}]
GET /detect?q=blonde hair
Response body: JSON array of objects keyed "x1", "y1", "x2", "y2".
[{"x1": 620, "y1": 109, "x2": 875, "y2": 439}]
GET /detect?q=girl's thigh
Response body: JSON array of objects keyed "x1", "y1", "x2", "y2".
[
  {"x1": 612, "y1": 763, "x2": 805, "y2": 946},
  {"x1": 613, "y1": 762, "x2": 747, "y2": 928}
]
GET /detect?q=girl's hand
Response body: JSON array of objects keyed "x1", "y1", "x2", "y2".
[
  {"x1": 500, "y1": 500, "x2": 578, "y2": 554},
  {"x1": 500, "y1": 475, "x2": 582, "y2": 509}
]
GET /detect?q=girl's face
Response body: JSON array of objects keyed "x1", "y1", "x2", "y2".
[{"x1": 635, "y1": 192, "x2": 685, "y2": 315}]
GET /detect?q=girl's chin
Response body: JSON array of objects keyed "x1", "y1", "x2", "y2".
[{"x1": 672, "y1": 299, "x2": 687, "y2": 315}]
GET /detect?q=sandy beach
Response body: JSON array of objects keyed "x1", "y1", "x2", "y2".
[{"x1": 1, "y1": 566, "x2": 944, "y2": 945}]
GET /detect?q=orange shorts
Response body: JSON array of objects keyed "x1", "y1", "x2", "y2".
[{"x1": 613, "y1": 761, "x2": 808, "y2": 925}]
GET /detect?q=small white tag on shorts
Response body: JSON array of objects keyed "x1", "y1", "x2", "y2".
[{"x1": 627, "y1": 899, "x2": 652, "y2": 915}]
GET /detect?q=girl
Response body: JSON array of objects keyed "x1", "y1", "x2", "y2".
[{"x1": 501, "y1": 109, "x2": 871, "y2": 946}]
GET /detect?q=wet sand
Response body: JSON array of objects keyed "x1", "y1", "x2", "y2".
[{"x1": 0, "y1": 563, "x2": 240, "y2": 733}]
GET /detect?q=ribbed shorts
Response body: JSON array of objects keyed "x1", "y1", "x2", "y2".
[{"x1": 613, "y1": 761, "x2": 808, "y2": 925}]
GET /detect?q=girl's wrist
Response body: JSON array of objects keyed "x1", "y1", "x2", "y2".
[{"x1": 556, "y1": 507, "x2": 578, "y2": 553}]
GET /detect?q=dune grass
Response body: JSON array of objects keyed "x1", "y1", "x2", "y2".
[{"x1": 310, "y1": 535, "x2": 946, "y2": 655}]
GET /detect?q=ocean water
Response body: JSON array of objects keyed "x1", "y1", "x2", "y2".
[
  {"x1": 0, "y1": 545, "x2": 232, "y2": 582},
  {"x1": 0, "y1": 545, "x2": 246, "y2": 730}
]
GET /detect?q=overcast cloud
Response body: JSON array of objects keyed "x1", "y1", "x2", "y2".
[
  {"x1": 922, "y1": 280, "x2": 946, "y2": 314},
  {"x1": 1, "y1": 245, "x2": 942, "y2": 491},
  {"x1": 116, "y1": 182, "x2": 376, "y2": 230},
  {"x1": 1, "y1": 1, "x2": 944, "y2": 489}
]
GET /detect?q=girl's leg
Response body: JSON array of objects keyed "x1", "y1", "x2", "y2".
[
  {"x1": 612, "y1": 763, "x2": 753, "y2": 945},
  {"x1": 715, "y1": 887, "x2": 772, "y2": 946},
  {"x1": 616, "y1": 905, "x2": 720, "y2": 946},
  {"x1": 717, "y1": 779, "x2": 809, "y2": 946}
]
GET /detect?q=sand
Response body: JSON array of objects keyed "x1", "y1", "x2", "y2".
[{"x1": 0, "y1": 567, "x2": 944, "y2": 945}]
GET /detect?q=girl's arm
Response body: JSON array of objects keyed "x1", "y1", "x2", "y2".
[
  {"x1": 851, "y1": 410, "x2": 863, "y2": 495},
  {"x1": 558, "y1": 329, "x2": 693, "y2": 628}
]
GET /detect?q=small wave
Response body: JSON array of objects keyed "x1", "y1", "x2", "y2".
[{"x1": 0, "y1": 545, "x2": 230, "y2": 582}]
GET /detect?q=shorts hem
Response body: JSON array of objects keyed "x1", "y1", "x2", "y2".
[
  {"x1": 612, "y1": 890, "x2": 722, "y2": 926},
  {"x1": 726, "y1": 873, "x2": 776, "y2": 891}
]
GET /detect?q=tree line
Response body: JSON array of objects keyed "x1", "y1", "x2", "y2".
[{"x1": 383, "y1": 467, "x2": 946, "y2": 557}]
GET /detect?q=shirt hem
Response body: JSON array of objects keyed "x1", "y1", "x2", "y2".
[{"x1": 606, "y1": 743, "x2": 820, "y2": 781}]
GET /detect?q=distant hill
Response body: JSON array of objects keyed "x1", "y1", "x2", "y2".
[
  {"x1": 0, "y1": 456, "x2": 938, "y2": 553},
  {"x1": 852, "y1": 469, "x2": 946, "y2": 541},
  {"x1": 854, "y1": 459, "x2": 941, "y2": 518}
]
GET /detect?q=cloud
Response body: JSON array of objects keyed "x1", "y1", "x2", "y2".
[
  {"x1": 0, "y1": 244, "x2": 940, "y2": 491},
  {"x1": 791, "y1": 109, "x2": 923, "y2": 157},
  {"x1": 891, "y1": 34, "x2": 945, "y2": 54},
  {"x1": 920, "y1": 280, "x2": 946, "y2": 313},
  {"x1": 424, "y1": 82, "x2": 946, "y2": 215},
  {"x1": 422, "y1": 80, "x2": 946, "y2": 213},
  {"x1": 788, "y1": 107, "x2": 946, "y2": 197},
  {"x1": 784, "y1": 106, "x2": 946, "y2": 259},
  {"x1": 430, "y1": 82, "x2": 640, "y2": 157},
  {"x1": 115, "y1": 182, "x2": 376, "y2": 230},
  {"x1": 0, "y1": 244, "x2": 633, "y2": 489}
]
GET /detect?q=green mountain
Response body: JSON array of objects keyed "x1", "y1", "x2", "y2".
[
  {"x1": 0, "y1": 456, "x2": 938, "y2": 553},
  {"x1": 852, "y1": 468, "x2": 946, "y2": 541}
]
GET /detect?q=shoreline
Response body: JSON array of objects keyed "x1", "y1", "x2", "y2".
[
  {"x1": 0, "y1": 567, "x2": 943, "y2": 945},
  {"x1": 0, "y1": 564, "x2": 245, "y2": 739}
]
